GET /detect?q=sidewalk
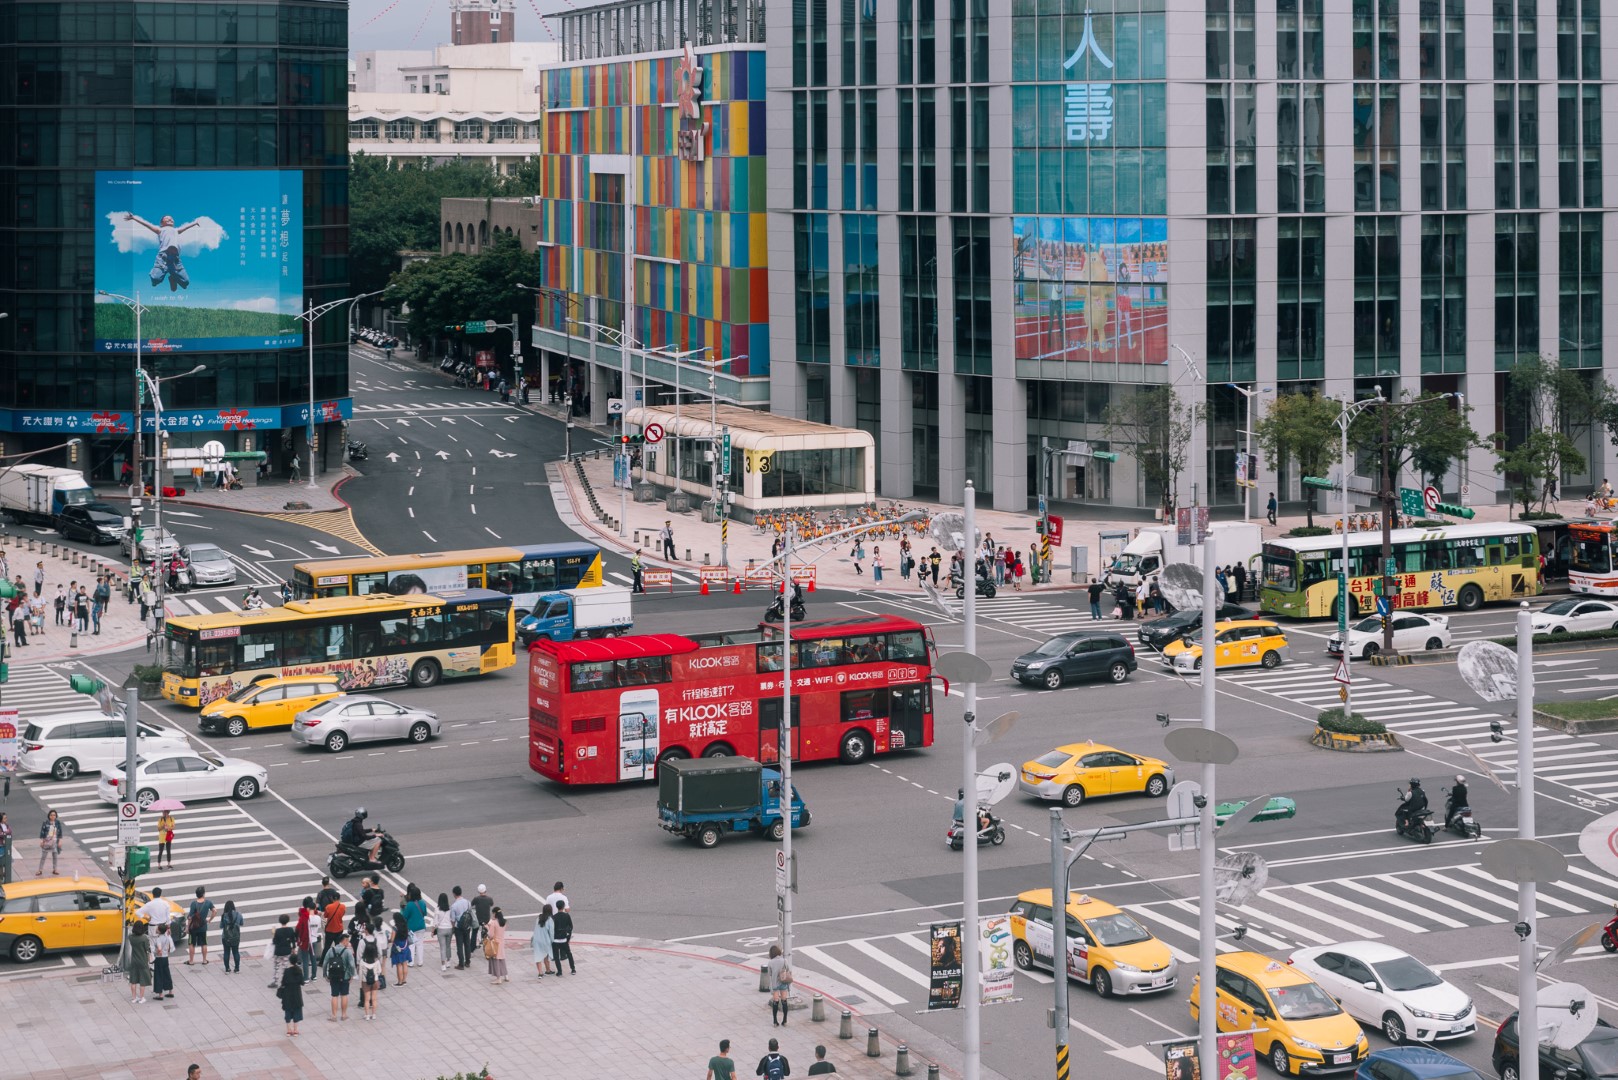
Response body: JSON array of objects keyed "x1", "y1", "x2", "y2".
[
  {"x1": 0, "y1": 533, "x2": 153, "y2": 660},
  {"x1": 91, "y1": 468, "x2": 355, "y2": 516},
  {"x1": 9, "y1": 761, "x2": 1010, "y2": 1080}
]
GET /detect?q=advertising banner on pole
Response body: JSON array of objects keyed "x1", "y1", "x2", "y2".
[
  {"x1": 0, "y1": 708, "x2": 18, "y2": 772},
  {"x1": 926, "y1": 922, "x2": 963, "y2": 1010},
  {"x1": 978, "y1": 914, "x2": 1016, "y2": 1003}
]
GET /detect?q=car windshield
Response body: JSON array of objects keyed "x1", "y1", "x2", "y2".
[
  {"x1": 1579, "y1": 1037, "x2": 1618, "y2": 1077},
  {"x1": 223, "y1": 682, "x2": 263, "y2": 702},
  {"x1": 1032, "y1": 637, "x2": 1078, "y2": 657},
  {"x1": 1544, "y1": 598, "x2": 1581, "y2": 615},
  {"x1": 197, "y1": 752, "x2": 223, "y2": 767},
  {"x1": 1084, "y1": 912, "x2": 1150, "y2": 947},
  {"x1": 304, "y1": 698, "x2": 345, "y2": 716},
  {"x1": 1267, "y1": 982, "x2": 1341, "y2": 1020},
  {"x1": 1370, "y1": 955, "x2": 1441, "y2": 991},
  {"x1": 1352, "y1": 617, "x2": 1383, "y2": 633},
  {"x1": 189, "y1": 545, "x2": 226, "y2": 561},
  {"x1": 1034, "y1": 750, "x2": 1071, "y2": 769}
]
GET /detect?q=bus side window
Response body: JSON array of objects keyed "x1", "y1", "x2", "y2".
[
  {"x1": 378, "y1": 617, "x2": 409, "y2": 649},
  {"x1": 240, "y1": 629, "x2": 281, "y2": 667},
  {"x1": 410, "y1": 612, "x2": 444, "y2": 645},
  {"x1": 197, "y1": 641, "x2": 235, "y2": 677},
  {"x1": 1502, "y1": 536, "x2": 1520, "y2": 560},
  {"x1": 354, "y1": 626, "x2": 381, "y2": 657},
  {"x1": 888, "y1": 630, "x2": 926, "y2": 662},
  {"x1": 524, "y1": 558, "x2": 559, "y2": 592},
  {"x1": 1301, "y1": 558, "x2": 1328, "y2": 585},
  {"x1": 445, "y1": 609, "x2": 480, "y2": 644},
  {"x1": 354, "y1": 572, "x2": 387, "y2": 595},
  {"x1": 316, "y1": 624, "x2": 353, "y2": 661},
  {"x1": 570, "y1": 661, "x2": 616, "y2": 692},
  {"x1": 840, "y1": 689, "x2": 887, "y2": 723},
  {"x1": 757, "y1": 643, "x2": 783, "y2": 671},
  {"x1": 480, "y1": 607, "x2": 508, "y2": 640}
]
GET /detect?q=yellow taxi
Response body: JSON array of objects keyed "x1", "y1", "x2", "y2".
[
  {"x1": 1161, "y1": 619, "x2": 1291, "y2": 674},
  {"x1": 1017, "y1": 741, "x2": 1175, "y2": 808},
  {"x1": 1188, "y1": 951, "x2": 1368, "y2": 1076},
  {"x1": 1009, "y1": 889, "x2": 1177, "y2": 997},
  {"x1": 0, "y1": 876, "x2": 180, "y2": 963},
  {"x1": 198, "y1": 674, "x2": 345, "y2": 737}
]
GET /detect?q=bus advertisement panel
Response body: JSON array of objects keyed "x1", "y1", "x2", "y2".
[
  {"x1": 162, "y1": 591, "x2": 516, "y2": 708},
  {"x1": 1260, "y1": 523, "x2": 1540, "y2": 619},
  {"x1": 1569, "y1": 521, "x2": 1618, "y2": 596},
  {"x1": 529, "y1": 617, "x2": 935, "y2": 785},
  {"x1": 293, "y1": 543, "x2": 604, "y2": 616}
]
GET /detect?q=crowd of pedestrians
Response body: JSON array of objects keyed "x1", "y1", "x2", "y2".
[{"x1": 120, "y1": 870, "x2": 584, "y2": 1034}]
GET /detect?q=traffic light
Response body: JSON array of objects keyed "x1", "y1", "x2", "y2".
[
  {"x1": 0, "y1": 579, "x2": 15, "y2": 600},
  {"x1": 69, "y1": 674, "x2": 106, "y2": 697},
  {"x1": 67, "y1": 437, "x2": 83, "y2": 465},
  {"x1": 1034, "y1": 519, "x2": 1044, "y2": 534},
  {"x1": 1302, "y1": 476, "x2": 1335, "y2": 490},
  {"x1": 442, "y1": 324, "x2": 465, "y2": 333},
  {"x1": 1432, "y1": 502, "x2": 1475, "y2": 520},
  {"x1": 125, "y1": 845, "x2": 151, "y2": 879}
]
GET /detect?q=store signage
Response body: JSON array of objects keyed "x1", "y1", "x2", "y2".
[{"x1": 1063, "y1": 10, "x2": 1115, "y2": 143}]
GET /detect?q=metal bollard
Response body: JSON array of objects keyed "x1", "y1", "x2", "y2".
[
  {"x1": 811, "y1": 993, "x2": 825, "y2": 1022},
  {"x1": 895, "y1": 1045, "x2": 912, "y2": 1076},
  {"x1": 685, "y1": 547, "x2": 692, "y2": 563},
  {"x1": 927, "y1": 1066, "x2": 940, "y2": 1080},
  {"x1": 867, "y1": 1028, "x2": 881, "y2": 1057},
  {"x1": 70, "y1": 629, "x2": 78, "y2": 650},
  {"x1": 759, "y1": 965, "x2": 771, "y2": 993},
  {"x1": 839, "y1": 1011, "x2": 853, "y2": 1039}
]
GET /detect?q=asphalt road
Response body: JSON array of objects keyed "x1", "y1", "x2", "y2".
[{"x1": 9, "y1": 344, "x2": 1618, "y2": 1079}]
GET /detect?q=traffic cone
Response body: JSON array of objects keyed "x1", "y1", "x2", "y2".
[
  {"x1": 733, "y1": 577, "x2": 743, "y2": 594},
  {"x1": 700, "y1": 576, "x2": 709, "y2": 596},
  {"x1": 806, "y1": 576, "x2": 816, "y2": 593}
]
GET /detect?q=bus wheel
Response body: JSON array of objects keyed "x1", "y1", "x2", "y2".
[
  {"x1": 839, "y1": 730, "x2": 871, "y2": 764},
  {"x1": 702, "y1": 743, "x2": 734, "y2": 758},
  {"x1": 410, "y1": 659, "x2": 441, "y2": 688},
  {"x1": 1457, "y1": 584, "x2": 1483, "y2": 612}
]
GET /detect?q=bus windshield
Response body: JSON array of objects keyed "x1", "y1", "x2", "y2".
[
  {"x1": 1262, "y1": 554, "x2": 1297, "y2": 591},
  {"x1": 1572, "y1": 532, "x2": 1614, "y2": 574}
]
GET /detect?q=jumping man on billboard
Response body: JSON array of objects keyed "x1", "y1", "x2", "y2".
[{"x1": 123, "y1": 212, "x2": 200, "y2": 291}]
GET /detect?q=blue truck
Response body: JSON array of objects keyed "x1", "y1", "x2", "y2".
[
  {"x1": 657, "y1": 756, "x2": 812, "y2": 848},
  {"x1": 517, "y1": 583, "x2": 633, "y2": 644}
]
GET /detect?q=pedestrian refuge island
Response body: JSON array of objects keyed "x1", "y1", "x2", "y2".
[{"x1": 623, "y1": 405, "x2": 874, "y2": 523}]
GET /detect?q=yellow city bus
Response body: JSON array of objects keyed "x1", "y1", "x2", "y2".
[
  {"x1": 1260, "y1": 522, "x2": 1540, "y2": 619},
  {"x1": 161, "y1": 590, "x2": 516, "y2": 709},
  {"x1": 291, "y1": 543, "x2": 603, "y2": 618}
]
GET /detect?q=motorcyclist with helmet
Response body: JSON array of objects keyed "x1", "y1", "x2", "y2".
[
  {"x1": 340, "y1": 807, "x2": 383, "y2": 865},
  {"x1": 1396, "y1": 778, "x2": 1429, "y2": 835},
  {"x1": 1444, "y1": 773, "x2": 1470, "y2": 830}
]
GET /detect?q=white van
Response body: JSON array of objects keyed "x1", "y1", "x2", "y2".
[{"x1": 17, "y1": 711, "x2": 191, "y2": 781}]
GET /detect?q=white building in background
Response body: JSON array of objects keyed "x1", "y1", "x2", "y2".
[{"x1": 349, "y1": 41, "x2": 560, "y2": 173}]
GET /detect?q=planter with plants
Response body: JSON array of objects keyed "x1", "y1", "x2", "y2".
[{"x1": 1310, "y1": 707, "x2": 1403, "y2": 752}]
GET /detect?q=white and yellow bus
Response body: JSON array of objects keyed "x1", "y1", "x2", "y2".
[{"x1": 1260, "y1": 522, "x2": 1540, "y2": 620}]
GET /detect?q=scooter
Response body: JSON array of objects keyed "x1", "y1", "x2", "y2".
[
  {"x1": 327, "y1": 830, "x2": 407, "y2": 878},
  {"x1": 763, "y1": 592, "x2": 807, "y2": 623},
  {"x1": 1442, "y1": 788, "x2": 1481, "y2": 839},
  {"x1": 953, "y1": 573, "x2": 998, "y2": 600},
  {"x1": 346, "y1": 440, "x2": 369, "y2": 462},
  {"x1": 947, "y1": 808, "x2": 1006, "y2": 850},
  {"x1": 1600, "y1": 907, "x2": 1618, "y2": 953},
  {"x1": 1394, "y1": 788, "x2": 1437, "y2": 844}
]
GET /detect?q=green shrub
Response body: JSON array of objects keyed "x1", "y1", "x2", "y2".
[
  {"x1": 1489, "y1": 627, "x2": 1618, "y2": 647},
  {"x1": 1408, "y1": 519, "x2": 1447, "y2": 528},
  {"x1": 131, "y1": 663, "x2": 165, "y2": 693},
  {"x1": 1518, "y1": 511, "x2": 1563, "y2": 521},
  {"x1": 1315, "y1": 708, "x2": 1388, "y2": 736},
  {"x1": 1286, "y1": 525, "x2": 1332, "y2": 538}
]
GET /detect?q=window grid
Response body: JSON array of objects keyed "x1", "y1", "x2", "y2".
[
  {"x1": 1494, "y1": 213, "x2": 1540, "y2": 368},
  {"x1": 899, "y1": 217, "x2": 939, "y2": 371},
  {"x1": 1206, "y1": 217, "x2": 1257, "y2": 383},
  {"x1": 1277, "y1": 217, "x2": 1325, "y2": 382},
  {"x1": 1420, "y1": 216, "x2": 1467, "y2": 374},
  {"x1": 1558, "y1": 212, "x2": 1602, "y2": 368},
  {"x1": 1353, "y1": 215, "x2": 1401, "y2": 376}
]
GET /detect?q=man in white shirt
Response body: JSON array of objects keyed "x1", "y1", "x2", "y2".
[
  {"x1": 545, "y1": 881, "x2": 569, "y2": 912},
  {"x1": 133, "y1": 885, "x2": 170, "y2": 926}
]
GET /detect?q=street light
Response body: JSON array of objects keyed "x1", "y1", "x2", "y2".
[
  {"x1": 1226, "y1": 383, "x2": 1273, "y2": 522},
  {"x1": 99, "y1": 290, "x2": 153, "y2": 593},
  {"x1": 141, "y1": 365, "x2": 206, "y2": 632},
  {"x1": 666, "y1": 351, "x2": 745, "y2": 565},
  {"x1": 298, "y1": 292, "x2": 381, "y2": 488},
  {"x1": 1334, "y1": 392, "x2": 1386, "y2": 719},
  {"x1": 759, "y1": 507, "x2": 926, "y2": 992},
  {"x1": 519, "y1": 282, "x2": 584, "y2": 408}
]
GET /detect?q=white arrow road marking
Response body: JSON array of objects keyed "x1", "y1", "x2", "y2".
[
  {"x1": 503, "y1": 416, "x2": 518, "y2": 423},
  {"x1": 386, "y1": 452, "x2": 400, "y2": 463},
  {"x1": 435, "y1": 451, "x2": 451, "y2": 460},
  {"x1": 164, "y1": 511, "x2": 204, "y2": 519},
  {"x1": 442, "y1": 418, "x2": 456, "y2": 425},
  {"x1": 422, "y1": 531, "x2": 437, "y2": 543},
  {"x1": 243, "y1": 546, "x2": 274, "y2": 558},
  {"x1": 395, "y1": 420, "x2": 410, "y2": 426},
  {"x1": 310, "y1": 542, "x2": 340, "y2": 554},
  {"x1": 488, "y1": 449, "x2": 516, "y2": 458}
]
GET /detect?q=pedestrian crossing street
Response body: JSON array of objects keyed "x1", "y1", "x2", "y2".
[
  {"x1": 1216, "y1": 660, "x2": 1618, "y2": 802},
  {"x1": 881, "y1": 589, "x2": 1139, "y2": 640},
  {"x1": 162, "y1": 591, "x2": 284, "y2": 619},
  {"x1": 771, "y1": 856, "x2": 1618, "y2": 1010},
  {"x1": 21, "y1": 776, "x2": 345, "y2": 953},
  {"x1": 353, "y1": 400, "x2": 516, "y2": 414}
]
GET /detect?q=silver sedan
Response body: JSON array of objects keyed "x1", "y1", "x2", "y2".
[{"x1": 289, "y1": 695, "x2": 441, "y2": 753}]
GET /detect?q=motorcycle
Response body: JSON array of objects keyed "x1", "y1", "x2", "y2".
[
  {"x1": 948, "y1": 808, "x2": 1006, "y2": 850},
  {"x1": 763, "y1": 592, "x2": 807, "y2": 623},
  {"x1": 952, "y1": 572, "x2": 998, "y2": 600},
  {"x1": 327, "y1": 830, "x2": 406, "y2": 878},
  {"x1": 1600, "y1": 907, "x2": 1618, "y2": 953},
  {"x1": 1394, "y1": 787, "x2": 1436, "y2": 844},
  {"x1": 346, "y1": 440, "x2": 369, "y2": 462},
  {"x1": 1442, "y1": 787, "x2": 1481, "y2": 839}
]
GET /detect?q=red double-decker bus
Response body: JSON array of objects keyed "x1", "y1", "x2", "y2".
[{"x1": 528, "y1": 616, "x2": 937, "y2": 785}]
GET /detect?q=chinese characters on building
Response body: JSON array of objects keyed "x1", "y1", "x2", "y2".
[{"x1": 1064, "y1": 11, "x2": 1114, "y2": 143}]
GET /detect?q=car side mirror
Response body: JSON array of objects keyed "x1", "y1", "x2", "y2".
[
  {"x1": 1252, "y1": 1005, "x2": 1271, "y2": 1019},
  {"x1": 1361, "y1": 980, "x2": 1378, "y2": 991}
]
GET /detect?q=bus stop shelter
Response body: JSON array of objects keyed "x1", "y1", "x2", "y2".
[{"x1": 624, "y1": 404, "x2": 874, "y2": 521}]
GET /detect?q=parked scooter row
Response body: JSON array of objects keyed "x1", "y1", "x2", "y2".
[{"x1": 352, "y1": 327, "x2": 398, "y2": 349}]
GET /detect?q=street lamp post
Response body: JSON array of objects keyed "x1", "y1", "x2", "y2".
[
  {"x1": 300, "y1": 292, "x2": 380, "y2": 488},
  {"x1": 1334, "y1": 393, "x2": 1385, "y2": 718},
  {"x1": 98, "y1": 291, "x2": 150, "y2": 564},
  {"x1": 140, "y1": 365, "x2": 206, "y2": 632},
  {"x1": 1226, "y1": 384, "x2": 1273, "y2": 522},
  {"x1": 1371, "y1": 393, "x2": 1460, "y2": 654}
]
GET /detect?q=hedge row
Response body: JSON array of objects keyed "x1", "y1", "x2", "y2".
[
  {"x1": 1315, "y1": 708, "x2": 1389, "y2": 735},
  {"x1": 1488, "y1": 627, "x2": 1618, "y2": 648}
]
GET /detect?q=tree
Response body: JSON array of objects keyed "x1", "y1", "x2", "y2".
[
  {"x1": 1493, "y1": 355, "x2": 1598, "y2": 514},
  {"x1": 1253, "y1": 390, "x2": 1341, "y2": 528},
  {"x1": 1102, "y1": 386, "x2": 1203, "y2": 517},
  {"x1": 1348, "y1": 391, "x2": 1479, "y2": 522},
  {"x1": 383, "y1": 234, "x2": 542, "y2": 370}
]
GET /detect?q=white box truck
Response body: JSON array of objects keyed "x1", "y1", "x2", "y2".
[
  {"x1": 517, "y1": 583, "x2": 634, "y2": 644},
  {"x1": 0, "y1": 464, "x2": 94, "y2": 525},
  {"x1": 1102, "y1": 521, "x2": 1264, "y2": 590}
]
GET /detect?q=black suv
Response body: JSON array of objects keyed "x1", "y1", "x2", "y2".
[
  {"x1": 1010, "y1": 633, "x2": 1137, "y2": 689},
  {"x1": 1493, "y1": 1012, "x2": 1618, "y2": 1079},
  {"x1": 1137, "y1": 601, "x2": 1251, "y2": 651},
  {"x1": 55, "y1": 503, "x2": 125, "y2": 545}
]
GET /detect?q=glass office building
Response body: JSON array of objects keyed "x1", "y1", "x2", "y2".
[
  {"x1": 765, "y1": 0, "x2": 1617, "y2": 514},
  {"x1": 0, "y1": 1, "x2": 351, "y2": 481}
]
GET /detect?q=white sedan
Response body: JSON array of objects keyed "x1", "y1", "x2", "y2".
[
  {"x1": 1530, "y1": 597, "x2": 1618, "y2": 635},
  {"x1": 1287, "y1": 941, "x2": 1475, "y2": 1045},
  {"x1": 1327, "y1": 613, "x2": 1452, "y2": 660},
  {"x1": 97, "y1": 750, "x2": 268, "y2": 808}
]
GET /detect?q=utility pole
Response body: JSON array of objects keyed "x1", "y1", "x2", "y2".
[{"x1": 1379, "y1": 400, "x2": 1396, "y2": 653}]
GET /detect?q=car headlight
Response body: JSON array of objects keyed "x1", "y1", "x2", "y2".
[
  {"x1": 1356, "y1": 1033, "x2": 1368, "y2": 1047},
  {"x1": 1409, "y1": 1008, "x2": 1438, "y2": 1019},
  {"x1": 1113, "y1": 962, "x2": 1140, "y2": 972},
  {"x1": 1292, "y1": 1039, "x2": 1321, "y2": 1051}
]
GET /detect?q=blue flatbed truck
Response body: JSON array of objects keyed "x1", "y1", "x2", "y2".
[{"x1": 657, "y1": 756, "x2": 811, "y2": 848}]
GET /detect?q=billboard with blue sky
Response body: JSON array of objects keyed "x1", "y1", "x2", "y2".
[{"x1": 93, "y1": 170, "x2": 304, "y2": 353}]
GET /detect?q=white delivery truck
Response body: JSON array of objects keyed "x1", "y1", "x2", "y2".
[
  {"x1": 1102, "y1": 521, "x2": 1264, "y2": 591},
  {"x1": 0, "y1": 464, "x2": 94, "y2": 525},
  {"x1": 517, "y1": 583, "x2": 634, "y2": 644}
]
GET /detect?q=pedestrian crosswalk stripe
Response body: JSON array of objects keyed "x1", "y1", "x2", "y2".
[
  {"x1": 1253, "y1": 890, "x2": 1380, "y2": 940},
  {"x1": 1366, "y1": 877, "x2": 1486, "y2": 925},
  {"x1": 849, "y1": 939, "x2": 932, "y2": 987},
  {"x1": 797, "y1": 944, "x2": 908, "y2": 1006},
  {"x1": 1288, "y1": 884, "x2": 1426, "y2": 935}
]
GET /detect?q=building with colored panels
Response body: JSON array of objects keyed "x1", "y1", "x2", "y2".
[{"x1": 531, "y1": 1, "x2": 770, "y2": 451}]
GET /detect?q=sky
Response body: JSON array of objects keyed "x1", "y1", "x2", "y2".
[{"x1": 350, "y1": 0, "x2": 559, "y2": 53}]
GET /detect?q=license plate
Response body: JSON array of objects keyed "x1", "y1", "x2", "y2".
[
  {"x1": 1149, "y1": 977, "x2": 1165, "y2": 987},
  {"x1": 1332, "y1": 1054, "x2": 1350, "y2": 1065}
]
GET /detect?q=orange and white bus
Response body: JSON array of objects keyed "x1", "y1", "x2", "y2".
[{"x1": 1569, "y1": 521, "x2": 1618, "y2": 596}]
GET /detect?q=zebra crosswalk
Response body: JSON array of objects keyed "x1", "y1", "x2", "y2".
[
  {"x1": 1216, "y1": 661, "x2": 1618, "y2": 801},
  {"x1": 770, "y1": 856, "x2": 1618, "y2": 1011},
  {"x1": 353, "y1": 400, "x2": 515, "y2": 414},
  {"x1": 21, "y1": 776, "x2": 346, "y2": 952},
  {"x1": 2, "y1": 664, "x2": 108, "y2": 717},
  {"x1": 878, "y1": 590, "x2": 1139, "y2": 639}
]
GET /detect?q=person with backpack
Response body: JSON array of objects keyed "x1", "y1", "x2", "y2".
[
  {"x1": 755, "y1": 1038, "x2": 791, "y2": 1080},
  {"x1": 551, "y1": 898, "x2": 575, "y2": 975},
  {"x1": 184, "y1": 886, "x2": 215, "y2": 965},
  {"x1": 766, "y1": 944, "x2": 790, "y2": 1025},
  {"x1": 448, "y1": 885, "x2": 474, "y2": 969},
  {"x1": 359, "y1": 876, "x2": 385, "y2": 923},
  {"x1": 358, "y1": 940, "x2": 383, "y2": 1020},
  {"x1": 323, "y1": 936, "x2": 355, "y2": 1021},
  {"x1": 219, "y1": 899, "x2": 243, "y2": 973},
  {"x1": 276, "y1": 963, "x2": 304, "y2": 1036}
]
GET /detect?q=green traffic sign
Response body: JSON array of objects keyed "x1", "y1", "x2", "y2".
[
  {"x1": 1337, "y1": 574, "x2": 1348, "y2": 632},
  {"x1": 1384, "y1": 557, "x2": 1398, "y2": 577},
  {"x1": 1398, "y1": 487, "x2": 1425, "y2": 519},
  {"x1": 464, "y1": 320, "x2": 490, "y2": 334}
]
